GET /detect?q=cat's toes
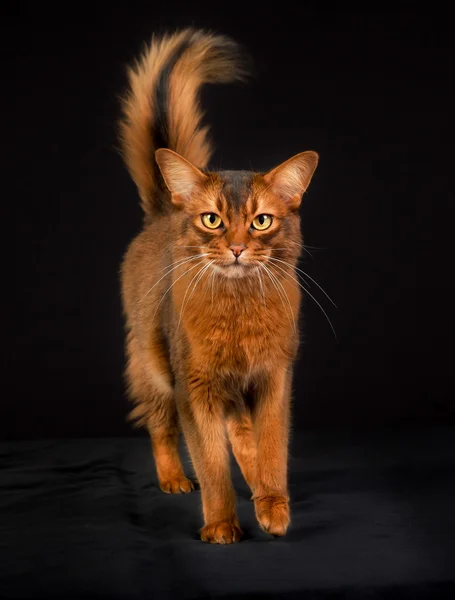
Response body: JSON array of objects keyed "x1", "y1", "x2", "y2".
[
  {"x1": 200, "y1": 519, "x2": 243, "y2": 544},
  {"x1": 254, "y1": 495, "x2": 290, "y2": 536},
  {"x1": 159, "y1": 476, "x2": 195, "y2": 494}
]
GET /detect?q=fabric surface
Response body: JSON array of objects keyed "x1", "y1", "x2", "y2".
[{"x1": 1, "y1": 426, "x2": 454, "y2": 599}]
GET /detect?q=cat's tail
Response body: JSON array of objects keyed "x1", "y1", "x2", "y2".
[{"x1": 119, "y1": 28, "x2": 248, "y2": 218}]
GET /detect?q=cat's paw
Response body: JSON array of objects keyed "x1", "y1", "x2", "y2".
[
  {"x1": 200, "y1": 519, "x2": 243, "y2": 544},
  {"x1": 159, "y1": 476, "x2": 195, "y2": 494},
  {"x1": 254, "y1": 495, "x2": 290, "y2": 536}
]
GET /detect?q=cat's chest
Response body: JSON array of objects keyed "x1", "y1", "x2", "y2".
[{"x1": 184, "y1": 295, "x2": 298, "y2": 374}]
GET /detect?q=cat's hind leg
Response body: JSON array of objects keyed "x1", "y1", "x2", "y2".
[{"x1": 125, "y1": 329, "x2": 194, "y2": 494}]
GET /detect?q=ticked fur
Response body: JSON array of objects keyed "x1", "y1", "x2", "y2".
[{"x1": 119, "y1": 28, "x2": 318, "y2": 543}]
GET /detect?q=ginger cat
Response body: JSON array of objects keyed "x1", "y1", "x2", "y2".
[{"x1": 119, "y1": 28, "x2": 318, "y2": 543}]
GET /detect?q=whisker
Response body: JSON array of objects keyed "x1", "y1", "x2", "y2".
[
  {"x1": 257, "y1": 254, "x2": 312, "y2": 284},
  {"x1": 267, "y1": 263, "x2": 337, "y2": 340},
  {"x1": 260, "y1": 263, "x2": 296, "y2": 334},
  {"x1": 137, "y1": 254, "x2": 208, "y2": 305},
  {"x1": 260, "y1": 263, "x2": 283, "y2": 314},
  {"x1": 177, "y1": 263, "x2": 209, "y2": 328},
  {"x1": 160, "y1": 239, "x2": 211, "y2": 256},
  {"x1": 270, "y1": 245, "x2": 314, "y2": 260},
  {"x1": 161, "y1": 239, "x2": 180, "y2": 254},
  {"x1": 289, "y1": 240, "x2": 326, "y2": 251},
  {"x1": 173, "y1": 245, "x2": 211, "y2": 249},
  {"x1": 186, "y1": 259, "x2": 214, "y2": 307},
  {"x1": 268, "y1": 256, "x2": 337, "y2": 308},
  {"x1": 151, "y1": 259, "x2": 207, "y2": 320},
  {"x1": 154, "y1": 246, "x2": 210, "y2": 276},
  {"x1": 256, "y1": 264, "x2": 267, "y2": 307},
  {"x1": 155, "y1": 252, "x2": 209, "y2": 275},
  {"x1": 263, "y1": 265, "x2": 297, "y2": 334},
  {"x1": 210, "y1": 266, "x2": 217, "y2": 303},
  {"x1": 178, "y1": 260, "x2": 215, "y2": 329}
]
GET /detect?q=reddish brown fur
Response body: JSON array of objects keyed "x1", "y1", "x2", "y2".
[{"x1": 119, "y1": 29, "x2": 318, "y2": 543}]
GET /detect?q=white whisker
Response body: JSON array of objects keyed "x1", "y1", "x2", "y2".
[
  {"x1": 256, "y1": 264, "x2": 267, "y2": 307},
  {"x1": 210, "y1": 266, "x2": 217, "y2": 303},
  {"x1": 289, "y1": 240, "x2": 325, "y2": 251},
  {"x1": 174, "y1": 245, "x2": 211, "y2": 249},
  {"x1": 178, "y1": 260, "x2": 215, "y2": 329},
  {"x1": 137, "y1": 253, "x2": 209, "y2": 305},
  {"x1": 267, "y1": 262, "x2": 337, "y2": 340},
  {"x1": 270, "y1": 245, "x2": 314, "y2": 260},
  {"x1": 268, "y1": 256, "x2": 337, "y2": 308},
  {"x1": 260, "y1": 263, "x2": 296, "y2": 334},
  {"x1": 177, "y1": 264, "x2": 208, "y2": 328},
  {"x1": 186, "y1": 260, "x2": 214, "y2": 307},
  {"x1": 151, "y1": 259, "x2": 207, "y2": 320},
  {"x1": 154, "y1": 252, "x2": 209, "y2": 275},
  {"x1": 161, "y1": 239, "x2": 180, "y2": 254}
]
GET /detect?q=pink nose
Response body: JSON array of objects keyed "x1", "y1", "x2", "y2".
[{"x1": 230, "y1": 244, "x2": 245, "y2": 258}]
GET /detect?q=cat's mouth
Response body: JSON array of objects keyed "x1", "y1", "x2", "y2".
[
  {"x1": 222, "y1": 259, "x2": 256, "y2": 269},
  {"x1": 213, "y1": 259, "x2": 262, "y2": 279}
]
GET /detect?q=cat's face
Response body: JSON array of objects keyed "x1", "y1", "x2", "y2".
[
  {"x1": 177, "y1": 170, "x2": 300, "y2": 279},
  {"x1": 156, "y1": 149, "x2": 319, "y2": 280}
]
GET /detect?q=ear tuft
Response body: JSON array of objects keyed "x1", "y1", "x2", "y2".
[
  {"x1": 155, "y1": 149, "x2": 207, "y2": 204},
  {"x1": 263, "y1": 151, "x2": 319, "y2": 209}
]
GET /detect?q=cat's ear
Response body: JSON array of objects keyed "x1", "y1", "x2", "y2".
[
  {"x1": 263, "y1": 151, "x2": 319, "y2": 210},
  {"x1": 155, "y1": 148, "x2": 207, "y2": 205}
]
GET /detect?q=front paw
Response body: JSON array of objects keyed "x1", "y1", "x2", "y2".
[
  {"x1": 159, "y1": 476, "x2": 195, "y2": 494},
  {"x1": 200, "y1": 519, "x2": 243, "y2": 544},
  {"x1": 254, "y1": 495, "x2": 290, "y2": 536}
]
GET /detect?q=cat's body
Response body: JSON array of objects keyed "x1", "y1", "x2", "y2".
[{"x1": 119, "y1": 29, "x2": 318, "y2": 543}]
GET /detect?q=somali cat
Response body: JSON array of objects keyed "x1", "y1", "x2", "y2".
[{"x1": 119, "y1": 28, "x2": 318, "y2": 543}]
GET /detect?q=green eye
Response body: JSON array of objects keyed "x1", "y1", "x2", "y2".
[
  {"x1": 201, "y1": 213, "x2": 223, "y2": 229},
  {"x1": 251, "y1": 214, "x2": 273, "y2": 231}
]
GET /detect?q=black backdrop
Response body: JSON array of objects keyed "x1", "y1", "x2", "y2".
[{"x1": 5, "y1": 4, "x2": 455, "y2": 441}]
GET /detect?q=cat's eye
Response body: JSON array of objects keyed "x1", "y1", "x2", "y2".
[
  {"x1": 201, "y1": 213, "x2": 223, "y2": 229},
  {"x1": 251, "y1": 214, "x2": 273, "y2": 231}
]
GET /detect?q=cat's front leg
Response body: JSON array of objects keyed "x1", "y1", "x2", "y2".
[
  {"x1": 176, "y1": 371, "x2": 242, "y2": 544},
  {"x1": 252, "y1": 367, "x2": 292, "y2": 537},
  {"x1": 226, "y1": 408, "x2": 257, "y2": 494}
]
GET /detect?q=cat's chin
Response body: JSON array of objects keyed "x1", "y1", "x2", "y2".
[{"x1": 214, "y1": 263, "x2": 255, "y2": 279}]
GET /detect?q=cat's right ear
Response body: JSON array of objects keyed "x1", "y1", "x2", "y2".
[
  {"x1": 155, "y1": 149, "x2": 207, "y2": 206},
  {"x1": 263, "y1": 151, "x2": 319, "y2": 210}
]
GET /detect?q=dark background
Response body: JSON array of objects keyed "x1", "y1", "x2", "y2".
[
  {"x1": 5, "y1": 3, "x2": 455, "y2": 441},
  {"x1": 3, "y1": 5, "x2": 455, "y2": 599}
]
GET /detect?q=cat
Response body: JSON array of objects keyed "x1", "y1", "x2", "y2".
[{"x1": 119, "y1": 28, "x2": 318, "y2": 544}]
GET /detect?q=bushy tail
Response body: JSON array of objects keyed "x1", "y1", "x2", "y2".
[{"x1": 119, "y1": 28, "x2": 248, "y2": 217}]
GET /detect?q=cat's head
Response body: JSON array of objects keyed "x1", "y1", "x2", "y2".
[{"x1": 155, "y1": 148, "x2": 318, "y2": 279}]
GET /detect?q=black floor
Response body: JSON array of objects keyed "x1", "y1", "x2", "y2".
[{"x1": 1, "y1": 426, "x2": 454, "y2": 599}]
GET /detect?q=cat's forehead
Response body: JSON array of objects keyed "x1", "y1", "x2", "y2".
[{"x1": 217, "y1": 170, "x2": 257, "y2": 217}]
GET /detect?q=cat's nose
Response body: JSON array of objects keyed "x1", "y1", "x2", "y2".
[{"x1": 230, "y1": 244, "x2": 246, "y2": 258}]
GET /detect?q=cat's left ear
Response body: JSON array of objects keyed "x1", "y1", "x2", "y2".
[
  {"x1": 263, "y1": 151, "x2": 319, "y2": 210},
  {"x1": 155, "y1": 148, "x2": 208, "y2": 206}
]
